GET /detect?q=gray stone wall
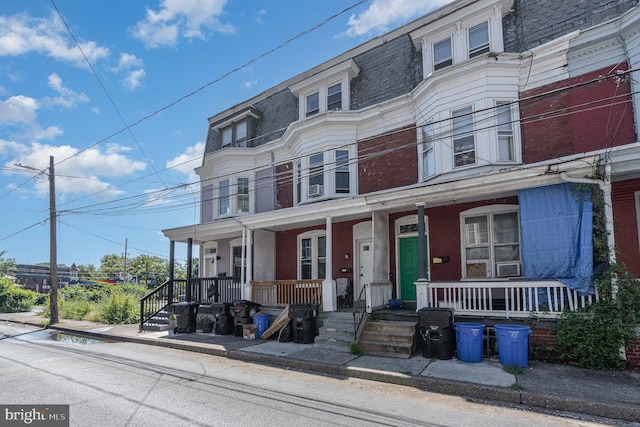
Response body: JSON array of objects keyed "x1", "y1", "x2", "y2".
[{"x1": 503, "y1": 0, "x2": 638, "y2": 53}]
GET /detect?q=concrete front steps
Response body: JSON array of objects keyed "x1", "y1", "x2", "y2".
[
  {"x1": 315, "y1": 312, "x2": 354, "y2": 350},
  {"x1": 141, "y1": 311, "x2": 171, "y2": 332},
  {"x1": 358, "y1": 320, "x2": 419, "y2": 359}
]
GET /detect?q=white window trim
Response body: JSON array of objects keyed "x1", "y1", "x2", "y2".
[
  {"x1": 452, "y1": 105, "x2": 477, "y2": 168},
  {"x1": 296, "y1": 147, "x2": 357, "y2": 204},
  {"x1": 297, "y1": 230, "x2": 327, "y2": 280},
  {"x1": 419, "y1": 121, "x2": 437, "y2": 180},
  {"x1": 216, "y1": 175, "x2": 253, "y2": 219},
  {"x1": 460, "y1": 205, "x2": 521, "y2": 279},
  {"x1": 289, "y1": 59, "x2": 359, "y2": 120}
]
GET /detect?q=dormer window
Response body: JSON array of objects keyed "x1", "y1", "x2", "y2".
[
  {"x1": 209, "y1": 106, "x2": 261, "y2": 150},
  {"x1": 469, "y1": 22, "x2": 490, "y2": 58},
  {"x1": 434, "y1": 37, "x2": 452, "y2": 71},
  {"x1": 221, "y1": 120, "x2": 248, "y2": 147},
  {"x1": 289, "y1": 59, "x2": 359, "y2": 120}
]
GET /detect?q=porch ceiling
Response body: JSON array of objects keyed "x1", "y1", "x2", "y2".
[{"x1": 162, "y1": 155, "x2": 599, "y2": 244}]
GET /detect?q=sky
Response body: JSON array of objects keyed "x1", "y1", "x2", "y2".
[{"x1": 0, "y1": 0, "x2": 452, "y2": 269}]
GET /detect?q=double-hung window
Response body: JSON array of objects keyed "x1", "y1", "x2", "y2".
[
  {"x1": 469, "y1": 22, "x2": 490, "y2": 58},
  {"x1": 327, "y1": 83, "x2": 342, "y2": 111},
  {"x1": 422, "y1": 123, "x2": 435, "y2": 178},
  {"x1": 335, "y1": 150, "x2": 350, "y2": 193},
  {"x1": 236, "y1": 177, "x2": 249, "y2": 213},
  {"x1": 306, "y1": 92, "x2": 320, "y2": 117},
  {"x1": 462, "y1": 207, "x2": 521, "y2": 278},
  {"x1": 308, "y1": 153, "x2": 324, "y2": 197},
  {"x1": 221, "y1": 120, "x2": 248, "y2": 147},
  {"x1": 496, "y1": 101, "x2": 514, "y2": 161},
  {"x1": 299, "y1": 232, "x2": 326, "y2": 280},
  {"x1": 452, "y1": 106, "x2": 476, "y2": 167},
  {"x1": 219, "y1": 179, "x2": 230, "y2": 215},
  {"x1": 433, "y1": 37, "x2": 453, "y2": 71}
]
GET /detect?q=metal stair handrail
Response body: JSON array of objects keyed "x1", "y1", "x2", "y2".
[{"x1": 352, "y1": 283, "x2": 369, "y2": 340}]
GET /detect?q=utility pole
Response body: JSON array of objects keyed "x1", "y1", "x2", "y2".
[
  {"x1": 49, "y1": 156, "x2": 58, "y2": 324},
  {"x1": 15, "y1": 156, "x2": 57, "y2": 324},
  {"x1": 123, "y1": 238, "x2": 128, "y2": 281}
]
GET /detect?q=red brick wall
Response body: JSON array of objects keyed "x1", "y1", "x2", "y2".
[
  {"x1": 627, "y1": 338, "x2": 640, "y2": 368},
  {"x1": 611, "y1": 178, "x2": 640, "y2": 276},
  {"x1": 274, "y1": 220, "x2": 362, "y2": 281},
  {"x1": 521, "y1": 63, "x2": 636, "y2": 164},
  {"x1": 358, "y1": 125, "x2": 418, "y2": 194},
  {"x1": 276, "y1": 162, "x2": 293, "y2": 209}
]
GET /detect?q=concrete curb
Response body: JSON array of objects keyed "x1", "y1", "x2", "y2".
[{"x1": 3, "y1": 318, "x2": 639, "y2": 423}]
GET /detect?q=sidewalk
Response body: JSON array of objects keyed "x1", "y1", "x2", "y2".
[{"x1": 1, "y1": 310, "x2": 639, "y2": 424}]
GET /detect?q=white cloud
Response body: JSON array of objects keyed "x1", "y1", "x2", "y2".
[
  {"x1": 131, "y1": 0, "x2": 234, "y2": 48},
  {"x1": 113, "y1": 53, "x2": 144, "y2": 72},
  {"x1": 0, "y1": 95, "x2": 38, "y2": 126},
  {"x1": 242, "y1": 79, "x2": 258, "y2": 89},
  {"x1": 5, "y1": 142, "x2": 147, "y2": 199},
  {"x1": 256, "y1": 9, "x2": 267, "y2": 26},
  {"x1": 166, "y1": 141, "x2": 204, "y2": 183},
  {"x1": 0, "y1": 13, "x2": 109, "y2": 67},
  {"x1": 123, "y1": 69, "x2": 147, "y2": 91},
  {"x1": 344, "y1": 0, "x2": 454, "y2": 37},
  {"x1": 45, "y1": 73, "x2": 90, "y2": 109}
]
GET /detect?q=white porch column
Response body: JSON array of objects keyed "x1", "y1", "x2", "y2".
[
  {"x1": 369, "y1": 211, "x2": 392, "y2": 311},
  {"x1": 415, "y1": 279, "x2": 429, "y2": 311},
  {"x1": 240, "y1": 226, "x2": 250, "y2": 300},
  {"x1": 244, "y1": 228, "x2": 253, "y2": 302},
  {"x1": 322, "y1": 216, "x2": 337, "y2": 312}
]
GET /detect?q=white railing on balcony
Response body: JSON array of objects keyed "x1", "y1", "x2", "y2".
[{"x1": 418, "y1": 280, "x2": 598, "y2": 319}]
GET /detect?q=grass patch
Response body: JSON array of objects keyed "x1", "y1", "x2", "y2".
[{"x1": 503, "y1": 365, "x2": 525, "y2": 375}]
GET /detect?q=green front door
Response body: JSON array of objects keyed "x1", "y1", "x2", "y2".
[{"x1": 399, "y1": 237, "x2": 428, "y2": 300}]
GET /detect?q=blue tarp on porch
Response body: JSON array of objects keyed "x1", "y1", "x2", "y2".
[{"x1": 518, "y1": 183, "x2": 594, "y2": 295}]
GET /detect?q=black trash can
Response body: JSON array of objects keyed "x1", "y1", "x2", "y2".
[
  {"x1": 199, "y1": 303, "x2": 233, "y2": 335},
  {"x1": 171, "y1": 302, "x2": 199, "y2": 334},
  {"x1": 289, "y1": 304, "x2": 318, "y2": 344},
  {"x1": 418, "y1": 307, "x2": 455, "y2": 359},
  {"x1": 230, "y1": 300, "x2": 261, "y2": 337}
]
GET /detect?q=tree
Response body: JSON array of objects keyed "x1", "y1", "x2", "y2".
[
  {"x1": 100, "y1": 254, "x2": 125, "y2": 280},
  {"x1": 128, "y1": 255, "x2": 169, "y2": 285},
  {"x1": 0, "y1": 251, "x2": 17, "y2": 277},
  {"x1": 76, "y1": 264, "x2": 98, "y2": 280}
]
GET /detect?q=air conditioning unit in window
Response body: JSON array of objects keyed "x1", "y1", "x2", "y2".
[
  {"x1": 496, "y1": 262, "x2": 521, "y2": 277},
  {"x1": 308, "y1": 184, "x2": 324, "y2": 198}
]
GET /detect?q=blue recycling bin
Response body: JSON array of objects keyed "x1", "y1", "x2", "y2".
[
  {"x1": 253, "y1": 312, "x2": 270, "y2": 339},
  {"x1": 494, "y1": 324, "x2": 532, "y2": 367},
  {"x1": 454, "y1": 322, "x2": 485, "y2": 363}
]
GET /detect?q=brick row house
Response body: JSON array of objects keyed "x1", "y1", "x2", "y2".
[{"x1": 160, "y1": 0, "x2": 640, "y2": 362}]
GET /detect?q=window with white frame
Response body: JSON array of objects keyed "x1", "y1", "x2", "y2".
[
  {"x1": 219, "y1": 179, "x2": 230, "y2": 215},
  {"x1": 433, "y1": 37, "x2": 452, "y2": 71},
  {"x1": 221, "y1": 120, "x2": 248, "y2": 147},
  {"x1": 217, "y1": 176, "x2": 251, "y2": 217},
  {"x1": 306, "y1": 92, "x2": 320, "y2": 117},
  {"x1": 297, "y1": 148, "x2": 355, "y2": 203},
  {"x1": 496, "y1": 101, "x2": 514, "y2": 161},
  {"x1": 461, "y1": 206, "x2": 521, "y2": 279},
  {"x1": 422, "y1": 123, "x2": 435, "y2": 178},
  {"x1": 468, "y1": 21, "x2": 490, "y2": 58},
  {"x1": 327, "y1": 83, "x2": 342, "y2": 111},
  {"x1": 289, "y1": 59, "x2": 359, "y2": 121},
  {"x1": 299, "y1": 231, "x2": 326, "y2": 280},
  {"x1": 335, "y1": 150, "x2": 350, "y2": 193},
  {"x1": 452, "y1": 106, "x2": 476, "y2": 167}
]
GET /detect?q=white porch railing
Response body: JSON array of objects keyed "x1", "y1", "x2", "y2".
[{"x1": 416, "y1": 280, "x2": 598, "y2": 319}]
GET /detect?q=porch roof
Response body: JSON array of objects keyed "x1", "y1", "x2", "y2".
[{"x1": 162, "y1": 155, "x2": 598, "y2": 244}]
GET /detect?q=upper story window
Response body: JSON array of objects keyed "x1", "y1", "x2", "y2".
[
  {"x1": 217, "y1": 176, "x2": 252, "y2": 218},
  {"x1": 289, "y1": 59, "x2": 359, "y2": 121},
  {"x1": 327, "y1": 83, "x2": 342, "y2": 111},
  {"x1": 422, "y1": 123, "x2": 436, "y2": 177},
  {"x1": 411, "y1": 0, "x2": 510, "y2": 77},
  {"x1": 306, "y1": 93, "x2": 320, "y2": 117},
  {"x1": 461, "y1": 205, "x2": 521, "y2": 279},
  {"x1": 452, "y1": 106, "x2": 476, "y2": 167},
  {"x1": 468, "y1": 22, "x2": 490, "y2": 58},
  {"x1": 433, "y1": 37, "x2": 453, "y2": 71},
  {"x1": 221, "y1": 120, "x2": 248, "y2": 147},
  {"x1": 496, "y1": 101, "x2": 514, "y2": 161},
  {"x1": 296, "y1": 148, "x2": 356, "y2": 204}
]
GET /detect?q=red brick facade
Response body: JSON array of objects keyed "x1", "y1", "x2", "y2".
[
  {"x1": 521, "y1": 63, "x2": 636, "y2": 164},
  {"x1": 611, "y1": 178, "x2": 640, "y2": 276},
  {"x1": 358, "y1": 125, "x2": 418, "y2": 194}
]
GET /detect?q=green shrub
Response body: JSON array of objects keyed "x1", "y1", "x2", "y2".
[
  {"x1": 95, "y1": 290, "x2": 139, "y2": 324},
  {"x1": 0, "y1": 279, "x2": 37, "y2": 313}
]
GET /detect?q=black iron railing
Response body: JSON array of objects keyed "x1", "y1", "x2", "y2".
[{"x1": 352, "y1": 283, "x2": 368, "y2": 340}]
